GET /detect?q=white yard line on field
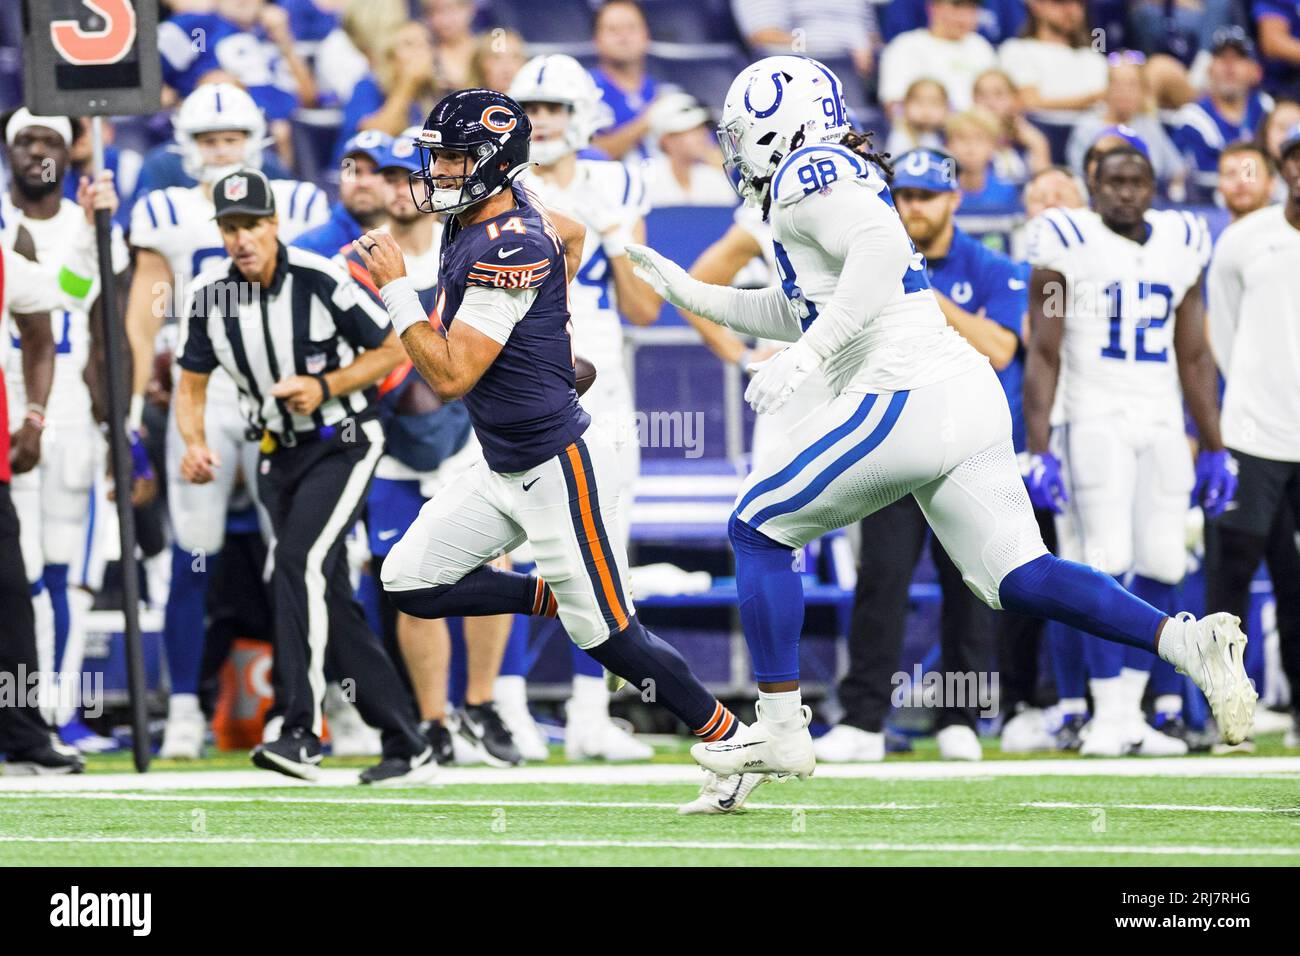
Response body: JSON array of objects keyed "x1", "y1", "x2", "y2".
[
  {"x1": 0, "y1": 834, "x2": 1295, "y2": 857},
  {"x1": 1023, "y1": 801, "x2": 1300, "y2": 814},
  {"x1": 1, "y1": 756, "x2": 1298, "y2": 792},
  {"x1": 0, "y1": 791, "x2": 938, "y2": 812}
]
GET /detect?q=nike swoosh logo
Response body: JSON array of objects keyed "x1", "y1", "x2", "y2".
[
  {"x1": 706, "y1": 740, "x2": 764, "y2": 752},
  {"x1": 378, "y1": 529, "x2": 399, "y2": 541},
  {"x1": 522, "y1": 477, "x2": 540, "y2": 491},
  {"x1": 498, "y1": 247, "x2": 523, "y2": 259}
]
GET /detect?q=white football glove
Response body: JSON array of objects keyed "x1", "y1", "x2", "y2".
[
  {"x1": 744, "y1": 338, "x2": 820, "y2": 415},
  {"x1": 626, "y1": 242, "x2": 699, "y2": 311}
]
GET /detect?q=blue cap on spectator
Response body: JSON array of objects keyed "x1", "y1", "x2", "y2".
[
  {"x1": 1281, "y1": 123, "x2": 1300, "y2": 161},
  {"x1": 1210, "y1": 26, "x2": 1255, "y2": 60},
  {"x1": 890, "y1": 148, "x2": 959, "y2": 193},
  {"x1": 379, "y1": 127, "x2": 423, "y2": 173},
  {"x1": 1094, "y1": 124, "x2": 1150, "y2": 159},
  {"x1": 339, "y1": 129, "x2": 394, "y2": 167}
]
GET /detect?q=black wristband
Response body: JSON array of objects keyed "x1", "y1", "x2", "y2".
[{"x1": 313, "y1": 373, "x2": 331, "y2": 403}]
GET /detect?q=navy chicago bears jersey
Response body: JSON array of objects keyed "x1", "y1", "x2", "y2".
[{"x1": 436, "y1": 185, "x2": 589, "y2": 471}]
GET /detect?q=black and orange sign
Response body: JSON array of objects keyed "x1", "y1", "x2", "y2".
[{"x1": 22, "y1": 0, "x2": 161, "y2": 116}]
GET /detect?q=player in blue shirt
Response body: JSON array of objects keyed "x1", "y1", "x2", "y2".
[
  {"x1": 1171, "y1": 28, "x2": 1273, "y2": 203},
  {"x1": 352, "y1": 90, "x2": 762, "y2": 811}
]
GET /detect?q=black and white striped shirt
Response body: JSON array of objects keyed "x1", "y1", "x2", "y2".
[{"x1": 177, "y1": 242, "x2": 392, "y2": 438}]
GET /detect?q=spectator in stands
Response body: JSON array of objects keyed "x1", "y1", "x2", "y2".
[
  {"x1": 1256, "y1": 96, "x2": 1300, "y2": 200},
  {"x1": 1255, "y1": 0, "x2": 1300, "y2": 96},
  {"x1": 1217, "y1": 140, "x2": 1276, "y2": 218},
  {"x1": 467, "y1": 28, "x2": 529, "y2": 93},
  {"x1": 1172, "y1": 28, "x2": 1271, "y2": 204},
  {"x1": 335, "y1": 20, "x2": 440, "y2": 162},
  {"x1": 878, "y1": 0, "x2": 1027, "y2": 46},
  {"x1": 1009, "y1": 163, "x2": 1086, "y2": 259},
  {"x1": 422, "y1": 0, "x2": 482, "y2": 90},
  {"x1": 997, "y1": 0, "x2": 1107, "y2": 159},
  {"x1": 158, "y1": 0, "x2": 318, "y2": 163},
  {"x1": 732, "y1": 0, "x2": 880, "y2": 79},
  {"x1": 1129, "y1": 0, "x2": 1239, "y2": 64},
  {"x1": 879, "y1": 0, "x2": 997, "y2": 112},
  {"x1": 294, "y1": 130, "x2": 392, "y2": 256},
  {"x1": 884, "y1": 78, "x2": 950, "y2": 157},
  {"x1": 972, "y1": 67, "x2": 1051, "y2": 183},
  {"x1": 313, "y1": 0, "x2": 409, "y2": 108},
  {"x1": 945, "y1": 108, "x2": 1022, "y2": 212},
  {"x1": 281, "y1": 0, "x2": 349, "y2": 43},
  {"x1": 589, "y1": 0, "x2": 661, "y2": 163},
  {"x1": 1065, "y1": 57, "x2": 1185, "y2": 195},
  {"x1": 643, "y1": 93, "x2": 735, "y2": 206}
]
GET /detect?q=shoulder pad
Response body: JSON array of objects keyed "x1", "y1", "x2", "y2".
[{"x1": 771, "y1": 144, "x2": 878, "y2": 207}]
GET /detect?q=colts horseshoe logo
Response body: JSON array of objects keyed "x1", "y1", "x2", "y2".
[
  {"x1": 480, "y1": 105, "x2": 518, "y2": 134},
  {"x1": 744, "y1": 71, "x2": 786, "y2": 119}
]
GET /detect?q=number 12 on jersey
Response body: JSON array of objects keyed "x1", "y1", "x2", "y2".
[{"x1": 1100, "y1": 281, "x2": 1173, "y2": 363}]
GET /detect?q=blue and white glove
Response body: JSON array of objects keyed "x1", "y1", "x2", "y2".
[
  {"x1": 743, "y1": 339, "x2": 819, "y2": 415},
  {"x1": 1193, "y1": 449, "x2": 1237, "y2": 518},
  {"x1": 1024, "y1": 451, "x2": 1068, "y2": 514}
]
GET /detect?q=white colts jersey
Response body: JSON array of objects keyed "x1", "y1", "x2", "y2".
[
  {"x1": 0, "y1": 198, "x2": 104, "y2": 428},
  {"x1": 130, "y1": 179, "x2": 329, "y2": 410},
  {"x1": 522, "y1": 160, "x2": 648, "y2": 378},
  {"x1": 767, "y1": 143, "x2": 983, "y2": 395},
  {"x1": 1026, "y1": 206, "x2": 1211, "y2": 426}
]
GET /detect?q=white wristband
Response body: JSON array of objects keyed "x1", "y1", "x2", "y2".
[
  {"x1": 128, "y1": 394, "x2": 144, "y2": 433},
  {"x1": 379, "y1": 276, "x2": 427, "y2": 336}
]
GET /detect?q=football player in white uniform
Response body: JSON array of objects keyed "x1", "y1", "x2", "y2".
[
  {"x1": 627, "y1": 56, "x2": 1257, "y2": 782},
  {"x1": 1, "y1": 110, "x2": 127, "y2": 751},
  {"x1": 1023, "y1": 140, "x2": 1232, "y2": 756},
  {"x1": 505, "y1": 55, "x2": 662, "y2": 761},
  {"x1": 125, "y1": 83, "x2": 328, "y2": 758}
]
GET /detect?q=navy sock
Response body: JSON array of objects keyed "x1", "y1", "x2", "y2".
[
  {"x1": 585, "y1": 616, "x2": 738, "y2": 739},
  {"x1": 1047, "y1": 623, "x2": 1089, "y2": 700},
  {"x1": 163, "y1": 544, "x2": 211, "y2": 696},
  {"x1": 729, "y1": 514, "x2": 804, "y2": 684},
  {"x1": 388, "y1": 564, "x2": 557, "y2": 620},
  {"x1": 43, "y1": 564, "x2": 70, "y2": 668},
  {"x1": 999, "y1": 554, "x2": 1164, "y2": 653}
]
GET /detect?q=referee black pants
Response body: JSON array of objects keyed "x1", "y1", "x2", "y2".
[
  {"x1": 257, "y1": 420, "x2": 423, "y2": 759},
  {"x1": 1205, "y1": 449, "x2": 1300, "y2": 709},
  {"x1": 837, "y1": 494, "x2": 997, "y2": 733},
  {"x1": 0, "y1": 480, "x2": 51, "y2": 755}
]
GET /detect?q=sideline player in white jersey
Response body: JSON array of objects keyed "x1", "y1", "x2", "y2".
[
  {"x1": 627, "y1": 56, "x2": 1257, "y2": 783},
  {"x1": 505, "y1": 55, "x2": 663, "y2": 761},
  {"x1": 125, "y1": 83, "x2": 328, "y2": 758},
  {"x1": 1023, "y1": 141, "x2": 1235, "y2": 756},
  {"x1": 1, "y1": 109, "x2": 128, "y2": 751}
]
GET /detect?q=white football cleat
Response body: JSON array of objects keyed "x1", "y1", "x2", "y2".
[
  {"x1": 691, "y1": 702, "x2": 815, "y2": 778},
  {"x1": 936, "y1": 724, "x2": 982, "y2": 761},
  {"x1": 812, "y1": 723, "x2": 884, "y2": 763},
  {"x1": 1132, "y1": 720, "x2": 1189, "y2": 757},
  {"x1": 1000, "y1": 708, "x2": 1055, "y2": 753},
  {"x1": 1079, "y1": 718, "x2": 1133, "y2": 757},
  {"x1": 1158, "y1": 612, "x2": 1257, "y2": 745},
  {"x1": 678, "y1": 772, "x2": 770, "y2": 814},
  {"x1": 565, "y1": 717, "x2": 654, "y2": 762},
  {"x1": 159, "y1": 696, "x2": 205, "y2": 759}
]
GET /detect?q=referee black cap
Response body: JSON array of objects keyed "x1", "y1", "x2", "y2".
[{"x1": 212, "y1": 168, "x2": 276, "y2": 220}]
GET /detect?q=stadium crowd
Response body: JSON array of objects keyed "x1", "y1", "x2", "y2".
[{"x1": 0, "y1": 0, "x2": 1297, "y2": 775}]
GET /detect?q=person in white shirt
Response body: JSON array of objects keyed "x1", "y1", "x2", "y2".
[
  {"x1": 998, "y1": 0, "x2": 1108, "y2": 132},
  {"x1": 1206, "y1": 125, "x2": 1300, "y2": 748},
  {"x1": 643, "y1": 93, "x2": 737, "y2": 207},
  {"x1": 878, "y1": 0, "x2": 997, "y2": 112}
]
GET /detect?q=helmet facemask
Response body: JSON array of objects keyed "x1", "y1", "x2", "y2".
[
  {"x1": 719, "y1": 118, "x2": 805, "y2": 209},
  {"x1": 412, "y1": 139, "x2": 505, "y2": 214}
]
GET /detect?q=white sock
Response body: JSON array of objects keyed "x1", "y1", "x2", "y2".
[
  {"x1": 1119, "y1": 667, "x2": 1149, "y2": 720},
  {"x1": 569, "y1": 674, "x2": 609, "y2": 720},
  {"x1": 1156, "y1": 614, "x2": 1188, "y2": 666},
  {"x1": 1088, "y1": 677, "x2": 1125, "y2": 722},
  {"x1": 1154, "y1": 694, "x2": 1183, "y2": 717},
  {"x1": 494, "y1": 675, "x2": 528, "y2": 710},
  {"x1": 1058, "y1": 697, "x2": 1088, "y2": 716},
  {"x1": 169, "y1": 693, "x2": 200, "y2": 719},
  {"x1": 758, "y1": 689, "x2": 803, "y2": 728}
]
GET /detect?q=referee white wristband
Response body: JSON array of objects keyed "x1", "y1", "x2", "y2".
[{"x1": 379, "y1": 276, "x2": 427, "y2": 337}]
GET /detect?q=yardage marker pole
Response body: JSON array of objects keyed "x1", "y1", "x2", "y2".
[{"x1": 91, "y1": 117, "x2": 150, "y2": 773}]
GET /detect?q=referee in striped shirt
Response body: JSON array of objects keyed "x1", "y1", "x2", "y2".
[{"x1": 175, "y1": 168, "x2": 434, "y2": 784}]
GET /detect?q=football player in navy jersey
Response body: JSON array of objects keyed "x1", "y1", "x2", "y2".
[{"x1": 354, "y1": 90, "x2": 765, "y2": 812}]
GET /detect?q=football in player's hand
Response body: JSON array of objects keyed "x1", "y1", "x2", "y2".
[{"x1": 575, "y1": 356, "x2": 597, "y2": 396}]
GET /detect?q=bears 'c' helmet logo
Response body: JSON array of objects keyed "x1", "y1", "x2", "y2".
[{"x1": 481, "y1": 105, "x2": 518, "y2": 133}]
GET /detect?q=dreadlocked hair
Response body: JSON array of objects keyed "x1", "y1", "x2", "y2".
[{"x1": 840, "y1": 129, "x2": 893, "y2": 179}]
